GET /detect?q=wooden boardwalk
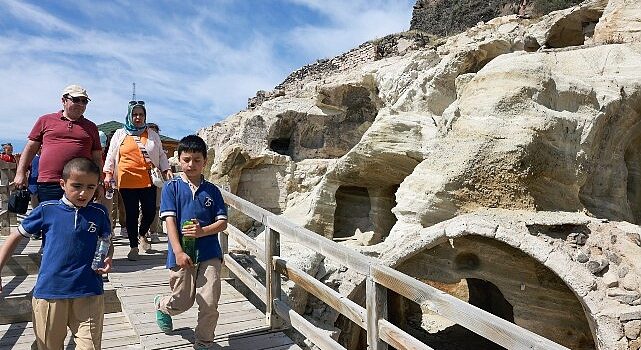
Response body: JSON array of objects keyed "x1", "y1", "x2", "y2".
[{"x1": 0, "y1": 227, "x2": 301, "y2": 350}]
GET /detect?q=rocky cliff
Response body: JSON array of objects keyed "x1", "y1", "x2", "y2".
[
  {"x1": 198, "y1": 0, "x2": 641, "y2": 349},
  {"x1": 410, "y1": 0, "x2": 584, "y2": 36}
]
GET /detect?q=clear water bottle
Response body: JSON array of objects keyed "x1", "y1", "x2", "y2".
[
  {"x1": 105, "y1": 180, "x2": 115, "y2": 200},
  {"x1": 92, "y1": 235, "x2": 111, "y2": 270}
]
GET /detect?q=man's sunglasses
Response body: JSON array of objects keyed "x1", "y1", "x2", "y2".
[
  {"x1": 65, "y1": 96, "x2": 89, "y2": 105},
  {"x1": 129, "y1": 100, "x2": 145, "y2": 106}
]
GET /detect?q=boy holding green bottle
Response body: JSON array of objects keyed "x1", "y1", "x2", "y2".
[{"x1": 155, "y1": 135, "x2": 228, "y2": 350}]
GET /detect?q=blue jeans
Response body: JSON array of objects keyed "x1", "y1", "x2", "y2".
[
  {"x1": 37, "y1": 182, "x2": 64, "y2": 202},
  {"x1": 35, "y1": 182, "x2": 64, "y2": 245},
  {"x1": 120, "y1": 187, "x2": 157, "y2": 248}
]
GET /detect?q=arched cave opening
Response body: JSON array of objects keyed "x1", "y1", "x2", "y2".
[
  {"x1": 579, "y1": 95, "x2": 641, "y2": 224},
  {"x1": 236, "y1": 164, "x2": 286, "y2": 218},
  {"x1": 333, "y1": 186, "x2": 372, "y2": 239},
  {"x1": 545, "y1": 9, "x2": 603, "y2": 48},
  {"x1": 333, "y1": 185, "x2": 398, "y2": 243},
  {"x1": 387, "y1": 278, "x2": 513, "y2": 350},
  {"x1": 337, "y1": 236, "x2": 596, "y2": 350},
  {"x1": 269, "y1": 138, "x2": 292, "y2": 156}
]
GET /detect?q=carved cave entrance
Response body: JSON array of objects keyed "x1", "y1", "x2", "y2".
[
  {"x1": 237, "y1": 164, "x2": 285, "y2": 216},
  {"x1": 333, "y1": 185, "x2": 397, "y2": 243},
  {"x1": 388, "y1": 278, "x2": 513, "y2": 350},
  {"x1": 336, "y1": 236, "x2": 596, "y2": 349},
  {"x1": 388, "y1": 236, "x2": 596, "y2": 350}
]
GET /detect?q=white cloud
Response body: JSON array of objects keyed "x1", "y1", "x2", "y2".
[
  {"x1": 285, "y1": 0, "x2": 414, "y2": 58},
  {"x1": 0, "y1": 0, "x2": 414, "y2": 148}
]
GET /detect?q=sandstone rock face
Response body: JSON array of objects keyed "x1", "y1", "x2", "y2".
[
  {"x1": 593, "y1": 0, "x2": 641, "y2": 44},
  {"x1": 200, "y1": 1, "x2": 641, "y2": 349}
]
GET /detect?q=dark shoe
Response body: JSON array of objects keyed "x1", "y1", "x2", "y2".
[{"x1": 127, "y1": 248, "x2": 139, "y2": 261}]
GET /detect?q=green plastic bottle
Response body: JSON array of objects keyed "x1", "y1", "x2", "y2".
[{"x1": 182, "y1": 219, "x2": 197, "y2": 263}]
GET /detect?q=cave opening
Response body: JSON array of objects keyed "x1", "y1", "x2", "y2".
[
  {"x1": 387, "y1": 278, "x2": 513, "y2": 350},
  {"x1": 269, "y1": 138, "x2": 292, "y2": 156},
  {"x1": 339, "y1": 236, "x2": 596, "y2": 350},
  {"x1": 333, "y1": 186, "x2": 372, "y2": 239},
  {"x1": 333, "y1": 185, "x2": 398, "y2": 243}
]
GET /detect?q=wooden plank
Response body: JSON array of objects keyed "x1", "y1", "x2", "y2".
[
  {"x1": 224, "y1": 254, "x2": 267, "y2": 304},
  {"x1": 168, "y1": 330, "x2": 301, "y2": 350},
  {"x1": 221, "y1": 191, "x2": 372, "y2": 275},
  {"x1": 273, "y1": 300, "x2": 345, "y2": 350},
  {"x1": 226, "y1": 223, "x2": 266, "y2": 266},
  {"x1": 378, "y1": 320, "x2": 433, "y2": 350},
  {"x1": 366, "y1": 276, "x2": 387, "y2": 350},
  {"x1": 222, "y1": 191, "x2": 274, "y2": 225},
  {"x1": 220, "y1": 225, "x2": 231, "y2": 279},
  {"x1": 274, "y1": 258, "x2": 366, "y2": 329},
  {"x1": 0, "y1": 311, "x2": 142, "y2": 349},
  {"x1": 270, "y1": 215, "x2": 371, "y2": 275},
  {"x1": 265, "y1": 225, "x2": 281, "y2": 328},
  {"x1": 371, "y1": 264, "x2": 569, "y2": 350}
]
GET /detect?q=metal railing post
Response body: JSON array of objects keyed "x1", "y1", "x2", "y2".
[{"x1": 265, "y1": 221, "x2": 282, "y2": 328}]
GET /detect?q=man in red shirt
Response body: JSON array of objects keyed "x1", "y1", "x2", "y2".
[
  {"x1": 0, "y1": 143, "x2": 16, "y2": 163},
  {"x1": 14, "y1": 84, "x2": 103, "y2": 202}
]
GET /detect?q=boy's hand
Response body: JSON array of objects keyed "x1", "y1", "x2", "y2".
[
  {"x1": 96, "y1": 256, "x2": 113, "y2": 275},
  {"x1": 182, "y1": 220, "x2": 204, "y2": 238},
  {"x1": 175, "y1": 252, "x2": 194, "y2": 268}
]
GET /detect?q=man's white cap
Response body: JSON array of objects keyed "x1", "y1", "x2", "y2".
[{"x1": 62, "y1": 84, "x2": 90, "y2": 100}]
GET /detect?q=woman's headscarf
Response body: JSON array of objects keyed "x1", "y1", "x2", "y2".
[{"x1": 124, "y1": 102, "x2": 147, "y2": 136}]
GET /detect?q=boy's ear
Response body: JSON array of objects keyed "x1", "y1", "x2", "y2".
[{"x1": 59, "y1": 178, "x2": 65, "y2": 188}]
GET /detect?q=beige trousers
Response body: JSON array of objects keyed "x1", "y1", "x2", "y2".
[
  {"x1": 31, "y1": 295, "x2": 104, "y2": 350},
  {"x1": 158, "y1": 258, "x2": 222, "y2": 346}
]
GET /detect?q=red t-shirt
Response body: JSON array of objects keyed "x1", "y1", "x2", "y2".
[
  {"x1": 0, "y1": 154, "x2": 16, "y2": 163},
  {"x1": 28, "y1": 111, "x2": 101, "y2": 182}
]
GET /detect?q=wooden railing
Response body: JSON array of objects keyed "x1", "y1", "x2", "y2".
[
  {"x1": 0, "y1": 160, "x2": 17, "y2": 236},
  {"x1": 219, "y1": 190, "x2": 569, "y2": 350}
]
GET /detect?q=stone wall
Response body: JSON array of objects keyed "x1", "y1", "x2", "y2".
[{"x1": 410, "y1": 0, "x2": 585, "y2": 36}]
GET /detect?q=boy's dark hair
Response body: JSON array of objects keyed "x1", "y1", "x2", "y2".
[
  {"x1": 62, "y1": 157, "x2": 101, "y2": 180},
  {"x1": 178, "y1": 135, "x2": 207, "y2": 158}
]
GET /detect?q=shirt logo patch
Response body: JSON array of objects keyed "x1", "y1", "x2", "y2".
[
  {"x1": 204, "y1": 197, "x2": 213, "y2": 207},
  {"x1": 87, "y1": 222, "x2": 97, "y2": 233}
]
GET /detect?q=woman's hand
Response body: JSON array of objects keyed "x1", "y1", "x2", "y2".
[
  {"x1": 104, "y1": 173, "x2": 114, "y2": 190},
  {"x1": 162, "y1": 169, "x2": 173, "y2": 181}
]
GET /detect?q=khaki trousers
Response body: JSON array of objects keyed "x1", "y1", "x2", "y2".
[
  {"x1": 32, "y1": 295, "x2": 104, "y2": 350},
  {"x1": 158, "y1": 258, "x2": 222, "y2": 346}
]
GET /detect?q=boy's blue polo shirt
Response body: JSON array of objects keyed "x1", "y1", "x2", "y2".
[
  {"x1": 160, "y1": 176, "x2": 227, "y2": 269},
  {"x1": 18, "y1": 197, "x2": 111, "y2": 299}
]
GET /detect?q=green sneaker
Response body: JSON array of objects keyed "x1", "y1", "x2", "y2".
[{"x1": 154, "y1": 295, "x2": 173, "y2": 332}]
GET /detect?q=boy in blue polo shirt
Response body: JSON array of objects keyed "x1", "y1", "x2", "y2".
[
  {"x1": 0, "y1": 157, "x2": 112, "y2": 349},
  {"x1": 155, "y1": 135, "x2": 228, "y2": 350}
]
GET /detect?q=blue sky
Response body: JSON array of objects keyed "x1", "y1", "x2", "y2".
[{"x1": 0, "y1": 0, "x2": 414, "y2": 153}]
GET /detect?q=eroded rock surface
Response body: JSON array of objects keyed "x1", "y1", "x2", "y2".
[{"x1": 199, "y1": 1, "x2": 641, "y2": 349}]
